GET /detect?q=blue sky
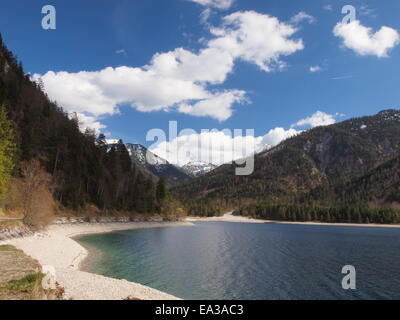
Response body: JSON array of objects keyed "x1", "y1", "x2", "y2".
[{"x1": 1, "y1": 0, "x2": 400, "y2": 165}]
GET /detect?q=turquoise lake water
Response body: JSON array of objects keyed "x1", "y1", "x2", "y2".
[{"x1": 76, "y1": 222, "x2": 400, "y2": 300}]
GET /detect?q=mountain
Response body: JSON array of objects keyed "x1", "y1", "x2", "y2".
[
  {"x1": 332, "y1": 151, "x2": 400, "y2": 206},
  {"x1": 181, "y1": 161, "x2": 217, "y2": 177},
  {"x1": 234, "y1": 153, "x2": 400, "y2": 225},
  {"x1": 0, "y1": 36, "x2": 174, "y2": 215},
  {"x1": 125, "y1": 143, "x2": 167, "y2": 168},
  {"x1": 173, "y1": 110, "x2": 400, "y2": 215},
  {"x1": 107, "y1": 141, "x2": 192, "y2": 186},
  {"x1": 126, "y1": 143, "x2": 192, "y2": 185}
]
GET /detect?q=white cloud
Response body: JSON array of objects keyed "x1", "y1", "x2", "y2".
[
  {"x1": 323, "y1": 4, "x2": 333, "y2": 11},
  {"x1": 209, "y1": 11, "x2": 304, "y2": 72},
  {"x1": 309, "y1": 65, "x2": 321, "y2": 73},
  {"x1": 260, "y1": 127, "x2": 299, "y2": 147},
  {"x1": 292, "y1": 111, "x2": 336, "y2": 128},
  {"x1": 149, "y1": 47, "x2": 234, "y2": 84},
  {"x1": 150, "y1": 130, "x2": 263, "y2": 166},
  {"x1": 150, "y1": 111, "x2": 336, "y2": 166},
  {"x1": 188, "y1": 0, "x2": 234, "y2": 10},
  {"x1": 200, "y1": 8, "x2": 212, "y2": 24},
  {"x1": 333, "y1": 20, "x2": 400, "y2": 58},
  {"x1": 75, "y1": 113, "x2": 106, "y2": 133},
  {"x1": 34, "y1": 11, "x2": 304, "y2": 130},
  {"x1": 178, "y1": 90, "x2": 246, "y2": 121},
  {"x1": 32, "y1": 67, "x2": 210, "y2": 116},
  {"x1": 290, "y1": 11, "x2": 316, "y2": 25}
]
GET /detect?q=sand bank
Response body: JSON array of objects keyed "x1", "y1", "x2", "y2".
[
  {"x1": 186, "y1": 213, "x2": 265, "y2": 223},
  {"x1": 187, "y1": 213, "x2": 400, "y2": 228},
  {"x1": 0, "y1": 221, "x2": 193, "y2": 300}
]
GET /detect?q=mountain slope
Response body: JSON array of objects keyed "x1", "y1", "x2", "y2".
[
  {"x1": 106, "y1": 141, "x2": 191, "y2": 186},
  {"x1": 0, "y1": 36, "x2": 166, "y2": 214},
  {"x1": 333, "y1": 152, "x2": 400, "y2": 206},
  {"x1": 181, "y1": 161, "x2": 217, "y2": 177},
  {"x1": 173, "y1": 110, "x2": 400, "y2": 210},
  {"x1": 125, "y1": 143, "x2": 191, "y2": 186}
]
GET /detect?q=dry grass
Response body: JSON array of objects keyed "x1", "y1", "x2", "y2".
[
  {"x1": 4, "y1": 273, "x2": 44, "y2": 294},
  {"x1": 0, "y1": 244, "x2": 42, "y2": 300},
  {"x1": 0, "y1": 245, "x2": 64, "y2": 300},
  {"x1": 0, "y1": 244, "x2": 16, "y2": 251},
  {"x1": 0, "y1": 219, "x2": 24, "y2": 229}
]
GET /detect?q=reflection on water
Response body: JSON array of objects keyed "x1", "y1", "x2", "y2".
[{"x1": 76, "y1": 222, "x2": 400, "y2": 300}]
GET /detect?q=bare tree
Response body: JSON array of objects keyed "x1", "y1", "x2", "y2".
[{"x1": 21, "y1": 160, "x2": 54, "y2": 228}]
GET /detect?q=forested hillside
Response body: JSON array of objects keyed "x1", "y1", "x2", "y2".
[
  {"x1": 173, "y1": 109, "x2": 400, "y2": 221},
  {"x1": 333, "y1": 152, "x2": 400, "y2": 206},
  {"x1": 0, "y1": 36, "x2": 182, "y2": 223}
]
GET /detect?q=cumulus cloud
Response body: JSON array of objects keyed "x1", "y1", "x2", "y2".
[
  {"x1": 333, "y1": 20, "x2": 400, "y2": 58},
  {"x1": 149, "y1": 111, "x2": 336, "y2": 166},
  {"x1": 34, "y1": 11, "x2": 304, "y2": 130},
  {"x1": 260, "y1": 127, "x2": 299, "y2": 147},
  {"x1": 209, "y1": 11, "x2": 304, "y2": 72},
  {"x1": 178, "y1": 90, "x2": 247, "y2": 121},
  {"x1": 33, "y1": 67, "x2": 209, "y2": 115},
  {"x1": 290, "y1": 11, "x2": 316, "y2": 25},
  {"x1": 150, "y1": 130, "x2": 263, "y2": 166},
  {"x1": 188, "y1": 0, "x2": 234, "y2": 10},
  {"x1": 75, "y1": 113, "x2": 106, "y2": 133},
  {"x1": 291, "y1": 111, "x2": 336, "y2": 128}
]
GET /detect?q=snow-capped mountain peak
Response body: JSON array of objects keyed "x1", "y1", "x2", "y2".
[
  {"x1": 105, "y1": 139, "x2": 120, "y2": 145},
  {"x1": 181, "y1": 161, "x2": 217, "y2": 177},
  {"x1": 125, "y1": 143, "x2": 167, "y2": 167},
  {"x1": 106, "y1": 141, "x2": 191, "y2": 185}
]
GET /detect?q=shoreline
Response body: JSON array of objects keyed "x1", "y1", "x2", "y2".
[
  {"x1": 187, "y1": 213, "x2": 400, "y2": 229},
  {"x1": 3, "y1": 214, "x2": 399, "y2": 300},
  {"x1": 0, "y1": 221, "x2": 193, "y2": 300}
]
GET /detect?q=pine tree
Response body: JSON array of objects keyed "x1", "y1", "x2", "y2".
[
  {"x1": 156, "y1": 178, "x2": 167, "y2": 202},
  {"x1": 0, "y1": 104, "x2": 16, "y2": 199},
  {"x1": 116, "y1": 139, "x2": 131, "y2": 172},
  {"x1": 144, "y1": 179, "x2": 155, "y2": 213}
]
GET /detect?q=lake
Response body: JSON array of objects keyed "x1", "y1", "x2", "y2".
[{"x1": 76, "y1": 222, "x2": 400, "y2": 300}]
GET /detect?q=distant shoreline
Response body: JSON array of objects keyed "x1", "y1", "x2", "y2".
[
  {"x1": 3, "y1": 214, "x2": 399, "y2": 300},
  {"x1": 187, "y1": 213, "x2": 400, "y2": 229},
  {"x1": 1, "y1": 221, "x2": 193, "y2": 300}
]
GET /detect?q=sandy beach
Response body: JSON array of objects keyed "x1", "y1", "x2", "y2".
[
  {"x1": 2, "y1": 213, "x2": 399, "y2": 300},
  {"x1": 0, "y1": 221, "x2": 193, "y2": 300},
  {"x1": 187, "y1": 213, "x2": 400, "y2": 228},
  {"x1": 186, "y1": 213, "x2": 266, "y2": 223}
]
